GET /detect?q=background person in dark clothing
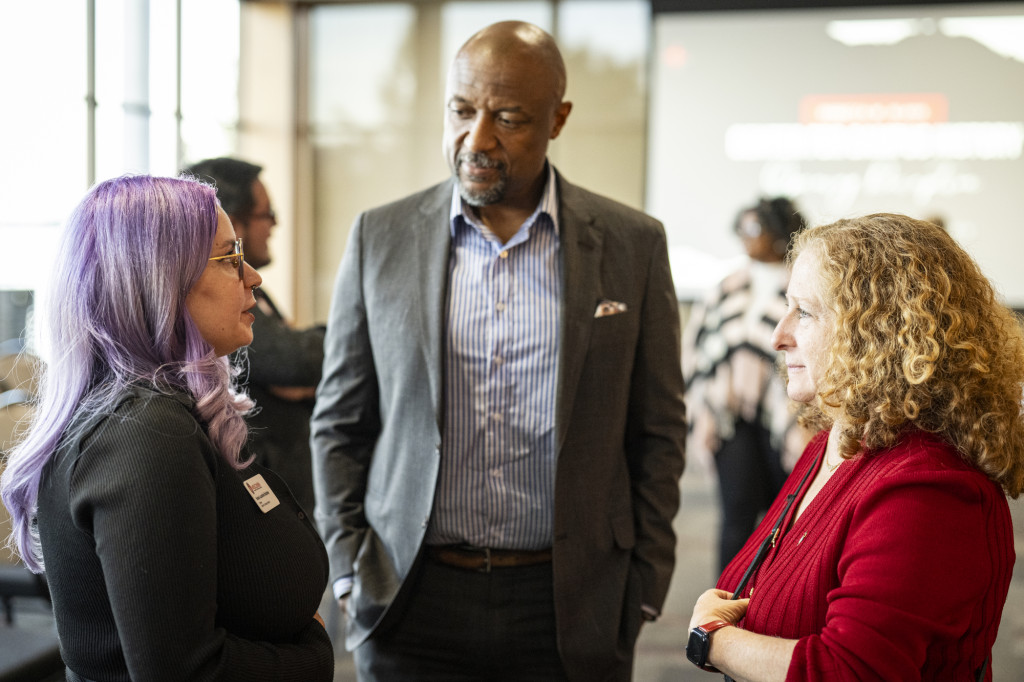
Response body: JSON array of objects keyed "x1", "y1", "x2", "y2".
[{"x1": 183, "y1": 157, "x2": 325, "y2": 513}]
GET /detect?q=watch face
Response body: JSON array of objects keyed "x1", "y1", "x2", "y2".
[{"x1": 686, "y1": 628, "x2": 709, "y2": 667}]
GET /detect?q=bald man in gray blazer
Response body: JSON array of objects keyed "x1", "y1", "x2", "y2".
[{"x1": 311, "y1": 21, "x2": 686, "y2": 682}]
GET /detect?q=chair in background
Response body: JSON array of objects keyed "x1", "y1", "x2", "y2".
[
  {"x1": 0, "y1": 353, "x2": 63, "y2": 682},
  {"x1": 1, "y1": 397, "x2": 48, "y2": 625},
  {"x1": 0, "y1": 347, "x2": 40, "y2": 399}
]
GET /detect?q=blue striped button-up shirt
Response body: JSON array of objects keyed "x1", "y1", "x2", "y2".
[{"x1": 425, "y1": 167, "x2": 561, "y2": 550}]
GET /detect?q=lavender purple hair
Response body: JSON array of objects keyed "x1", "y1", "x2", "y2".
[{"x1": 1, "y1": 175, "x2": 253, "y2": 572}]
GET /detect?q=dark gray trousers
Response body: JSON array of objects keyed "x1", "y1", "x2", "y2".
[{"x1": 354, "y1": 557, "x2": 569, "y2": 682}]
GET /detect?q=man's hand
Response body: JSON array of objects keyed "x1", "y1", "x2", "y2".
[{"x1": 269, "y1": 385, "x2": 318, "y2": 401}]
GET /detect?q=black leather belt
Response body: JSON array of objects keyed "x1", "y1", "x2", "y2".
[{"x1": 427, "y1": 545, "x2": 552, "y2": 572}]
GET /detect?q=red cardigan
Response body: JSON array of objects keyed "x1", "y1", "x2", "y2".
[{"x1": 717, "y1": 429, "x2": 1014, "y2": 681}]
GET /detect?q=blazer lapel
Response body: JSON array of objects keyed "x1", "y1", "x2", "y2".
[
  {"x1": 556, "y1": 175, "x2": 604, "y2": 452},
  {"x1": 413, "y1": 181, "x2": 454, "y2": 433}
]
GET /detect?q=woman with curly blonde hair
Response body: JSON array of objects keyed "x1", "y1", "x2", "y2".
[{"x1": 686, "y1": 214, "x2": 1023, "y2": 681}]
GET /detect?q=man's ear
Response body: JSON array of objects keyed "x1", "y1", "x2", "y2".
[{"x1": 550, "y1": 101, "x2": 573, "y2": 140}]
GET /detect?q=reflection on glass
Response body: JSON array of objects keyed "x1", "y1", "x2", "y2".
[
  {"x1": 309, "y1": 2, "x2": 426, "y2": 320},
  {"x1": 440, "y1": 2, "x2": 550, "y2": 69},
  {"x1": 311, "y1": 4, "x2": 416, "y2": 133},
  {"x1": 553, "y1": 0, "x2": 648, "y2": 209},
  {"x1": 559, "y1": 0, "x2": 647, "y2": 68},
  {"x1": 95, "y1": 0, "x2": 135, "y2": 178},
  {"x1": 1, "y1": 0, "x2": 240, "y2": 300},
  {"x1": 150, "y1": 0, "x2": 180, "y2": 175}
]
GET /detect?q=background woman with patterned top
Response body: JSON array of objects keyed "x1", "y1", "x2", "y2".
[{"x1": 683, "y1": 197, "x2": 810, "y2": 573}]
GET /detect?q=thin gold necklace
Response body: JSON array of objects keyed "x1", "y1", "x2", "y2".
[{"x1": 823, "y1": 438, "x2": 842, "y2": 472}]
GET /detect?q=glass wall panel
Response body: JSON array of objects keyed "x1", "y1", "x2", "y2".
[
  {"x1": 0, "y1": 1, "x2": 87, "y2": 310},
  {"x1": 308, "y1": 2, "x2": 425, "y2": 317},
  {"x1": 1, "y1": 0, "x2": 240, "y2": 349},
  {"x1": 311, "y1": 4, "x2": 418, "y2": 136},
  {"x1": 180, "y1": 0, "x2": 240, "y2": 165},
  {"x1": 439, "y1": 1, "x2": 551, "y2": 67},
  {"x1": 150, "y1": 0, "x2": 181, "y2": 175},
  {"x1": 97, "y1": 0, "x2": 238, "y2": 176},
  {"x1": 95, "y1": 0, "x2": 141, "y2": 178},
  {"x1": 553, "y1": 0, "x2": 649, "y2": 208}
]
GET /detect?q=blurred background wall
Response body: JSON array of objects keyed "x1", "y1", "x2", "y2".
[{"x1": 2, "y1": 0, "x2": 1022, "y2": 345}]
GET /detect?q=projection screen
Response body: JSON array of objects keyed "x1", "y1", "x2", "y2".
[{"x1": 648, "y1": 3, "x2": 1024, "y2": 305}]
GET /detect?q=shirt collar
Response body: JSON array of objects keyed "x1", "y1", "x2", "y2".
[{"x1": 449, "y1": 162, "x2": 559, "y2": 238}]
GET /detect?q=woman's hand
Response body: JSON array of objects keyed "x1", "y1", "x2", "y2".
[
  {"x1": 689, "y1": 588, "x2": 750, "y2": 629},
  {"x1": 688, "y1": 588, "x2": 797, "y2": 682}
]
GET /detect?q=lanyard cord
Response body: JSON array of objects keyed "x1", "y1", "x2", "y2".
[{"x1": 730, "y1": 450, "x2": 822, "y2": 600}]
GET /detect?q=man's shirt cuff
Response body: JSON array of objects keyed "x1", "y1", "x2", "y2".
[{"x1": 333, "y1": 576, "x2": 353, "y2": 600}]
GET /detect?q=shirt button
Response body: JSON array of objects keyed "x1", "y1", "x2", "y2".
[
  {"x1": 499, "y1": 250, "x2": 509, "y2": 259},
  {"x1": 496, "y1": 302, "x2": 506, "y2": 312},
  {"x1": 491, "y1": 469, "x2": 503, "y2": 478},
  {"x1": 493, "y1": 356, "x2": 503, "y2": 365},
  {"x1": 491, "y1": 413, "x2": 503, "y2": 422}
]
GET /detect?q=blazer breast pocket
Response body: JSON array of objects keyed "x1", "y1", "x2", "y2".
[
  {"x1": 589, "y1": 299, "x2": 637, "y2": 350},
  {"x1": 594, "y1": 299, "x2": 628, "y2": 318}
]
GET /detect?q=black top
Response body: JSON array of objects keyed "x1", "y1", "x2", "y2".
[{"x1": 37, "y1": 384, "x2": 333, "y2": 681}]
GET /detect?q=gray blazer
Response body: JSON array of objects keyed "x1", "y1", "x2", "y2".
[{"x1": 311, "y1": 170, "x2": 686, "y2": 681}]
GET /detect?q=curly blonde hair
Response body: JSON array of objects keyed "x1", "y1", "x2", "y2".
[{"x1": 792, "y1": 213, "x2": 1024, "y2": 497}]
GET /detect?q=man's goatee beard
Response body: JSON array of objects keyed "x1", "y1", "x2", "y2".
[
  {"x1": 457, "y1": 177, "x2": 506, "y2": 207},
  {"x1": 456, "y1": 153, "x2": 506, "y2": 206}
]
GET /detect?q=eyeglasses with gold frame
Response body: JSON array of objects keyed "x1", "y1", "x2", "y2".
[{"x1": 207, "y1": 238, "x2": 245, "y2": 280}]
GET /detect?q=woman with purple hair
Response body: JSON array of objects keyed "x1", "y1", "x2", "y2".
[{"x1": 0, "y1": 175, "x2": 333, "y2": 680}]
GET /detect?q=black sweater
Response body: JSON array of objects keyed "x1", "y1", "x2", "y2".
[{"x1": 37, "y1": 385, "x2": 333, "y2": 681}]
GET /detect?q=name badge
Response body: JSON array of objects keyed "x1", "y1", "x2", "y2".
[{"x1": 243, "y1": 474, "x2": 280, "y2": 513}]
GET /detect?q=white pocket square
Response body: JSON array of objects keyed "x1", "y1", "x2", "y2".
[{"x1": 594, "y1": 300, "x2": 628, "y2": 318}]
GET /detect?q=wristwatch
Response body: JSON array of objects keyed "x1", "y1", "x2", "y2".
[{"x1": 685, "y1": 619, "x2": 731, "y2": 672}]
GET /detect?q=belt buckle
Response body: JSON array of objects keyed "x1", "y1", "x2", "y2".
[{"x1": 479, "y1": 547, "x2": 491, "y2": 573}]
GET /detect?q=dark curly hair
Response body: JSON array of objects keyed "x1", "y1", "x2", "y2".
[
  {"x1": 734, "y1": 196, "x2": 807, "y2": 258},
  {"x1": 181, "y1": 157, "x2": 262, "y2": 223}
]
